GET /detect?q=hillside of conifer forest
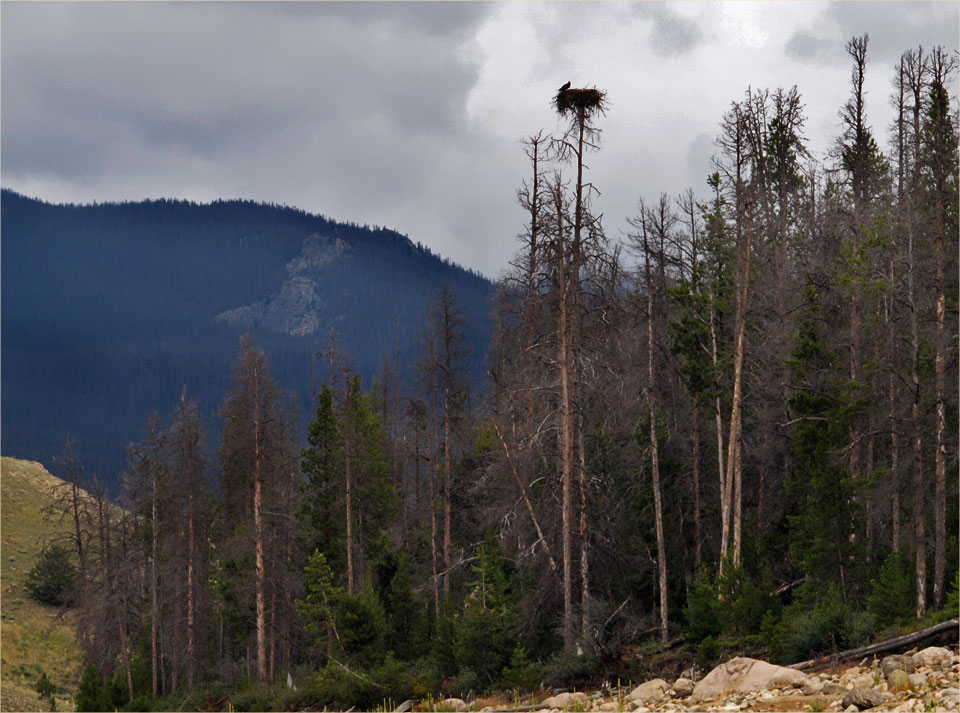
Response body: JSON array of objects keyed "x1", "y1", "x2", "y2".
[{"x1": 7, "y1": 37, "x2": 958, "y2": 712}]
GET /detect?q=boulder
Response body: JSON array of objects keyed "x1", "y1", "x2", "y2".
[
  {"x1": 880, "y1": 654, "x2": 916, "y2": 676},
  {"x1": 849, "y1": 674, "x2": 875, "y2": 688},
  {"x1": 841, "y1": 686, "x2": 885, "y2": 710},
  {"x1": 435, "y1": 699, "x2": 469, "y2": 712},
  {"x1": 541, "y1": 692, "x2": 589, "y2": 710},
  {"x1": 802, "y1": 677, "x2": 824, "y2": 695},
  {"x1": 628, "y1": 679, "x2": 669, "y2": 703},
  {"x1": 821, "y1": 681, "x2": 848, "y2": 695},
  {"x1": 689, "y1": 657, "x2": 810, "y2": 701},
  {"x1": 671, "y1": 677, "x2": 694, "y2": 698},
  {"x1": 913, "y1": 646, "x2": 953, "y2": 667},
  {"x1": 887, "y1": 669, "x2": 911, "y2": 693}
]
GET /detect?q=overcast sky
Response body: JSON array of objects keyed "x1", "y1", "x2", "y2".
[{"x1": 2, "y1": 2, "x2": 957, "y2": 277}]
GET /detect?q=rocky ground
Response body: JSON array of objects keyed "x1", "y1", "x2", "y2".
[{"x1": 429, "y1": 646, "x2": 959, "y2": 713}]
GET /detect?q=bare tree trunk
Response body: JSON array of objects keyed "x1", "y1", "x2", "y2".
[
  {"x1": 151, "y1": 445, "x2": 159, "y2": 698},
  {"x1": 345, "y1": 428, "x2": 354, "y2": 596},
  {"x1": 430, "y1": 391, "x2": 440, "y2": 614},
  {"x1": 269, "y1": 589, "x2": 277, "y2": 683},
  {"x1": 726, "y1": 205, "x2": 752, "y2": 571},
  {"x1": 187, "y1": 487, "x2": 196, "y2": 692},
  {"x1": 692, "y1": 399, "x2": 702, "y2": 570},
  {"x1": 642, "y1": 214, "x2": 668, "y2": 643},
  {"x1": 559, "y1": 266, "x2": 575, "y2": 654},
  {"x1": 906, "y1": 47, "x2": 927, "y2": 620},
  {"x1": 493, "y1": 423, "x2": 558, "y2": 571},
  {"x1": 709, "y1": 286, "x2": 727, "y2": 565},
  {"x1": 578, "y1": 426, "x2": 590, "y2": 640},
  {"x1": 253, "y1": 365, "x2": 268, "y2": 683},
  {"x1": 887, "y1": 279, "x2": 901, "y2": 553},
  {"x1": 443, "y1": 385, "x2": 452, "y2": 597}
]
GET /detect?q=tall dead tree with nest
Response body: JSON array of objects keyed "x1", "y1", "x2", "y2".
[{"x1": 553, "y1": 82, "x2": 606, "y2": 653}]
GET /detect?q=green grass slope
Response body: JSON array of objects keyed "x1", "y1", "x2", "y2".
[{"x1": 1, "y1": 457, "x2": 81, "y2": 712}]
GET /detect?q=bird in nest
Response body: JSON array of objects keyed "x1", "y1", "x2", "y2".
[{"x1": 558, "y1": 81, "x2": 571, "y2": 93}]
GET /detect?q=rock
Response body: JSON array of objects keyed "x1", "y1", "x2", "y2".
[
  {"x1": 436, "y1": 698, "x2": 469, "y2": 712},
  {"x1": 848, "y1": 673, "x2": 876, "y2": 688},
  {"x1": 939, "y1": 687, "x2": 960, "y2": 699},
  {"x1": 394, "y1": 701, "x2": 415, "y2": 713},
  {"x1": 887, "y1": 669, "x2": 911, "y2": 693},
  {"x1": 844, "y1": 706, "x2": 859, "y2": 713},
  {"x1": 598, "y1": 701, "x2": 618, "y2": 712},
  {"x1": 913, "y1": 646, "x2": 953, "y2": 667},
  {"x1": 880, "y1": 654, "x2": 916, "y2": 676},
  {"x1": 841, "y1": 686, "x2": 885, "y2": 710},
  {"x1": 629, "y1": 679, "x2": 669, "y2": 703},
  {"x1": 907, "y1": 672, "x2": 926, "y2": 688},
  {"x1": 802, "y1": 677, "x2": 824, "y2": 695},
  {"x1": 690, "y1": 657, "x2": 811, "y2": 701},
  {"x1": 671, "y1": 677, "x2": 694, "y2": 698},
  {"x1": 821, "y1": 681, "x2": 848, "y2": 695},
  {"x1": 626, "y1": 704, "x2": 648, "y2": 713},
  {"x1": 541, "y1": 692, "x2": 589, "y2": 710}
]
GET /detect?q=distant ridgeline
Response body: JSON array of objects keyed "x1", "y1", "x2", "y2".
[{"x1": 1, "y1": 189, "x2": 493, "y2": 486}]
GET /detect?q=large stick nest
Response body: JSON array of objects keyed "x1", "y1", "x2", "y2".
[{"x1": 554, "y1": 86, "x2": 606, "y2": 116}]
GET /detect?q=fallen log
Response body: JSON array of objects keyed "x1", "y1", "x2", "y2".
[{"x1": 788, "y1": 618, "x2": 959, "y2": 672}]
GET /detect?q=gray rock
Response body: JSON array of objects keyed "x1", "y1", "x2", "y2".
[
  {"x1": 913, "y1": 646, "x2": 953, "y2": 667},
  {"x1": 886, "y1": 668, "x2": 911, "y2": 693},
  {"x1": 907, "y1": 672, "x2": 926, "y2": 689},
  {"x1": 821, "y1": 681, "x2": 848, "y2": 695},
  {"x1": 802, "y1": 677, "x2": 824, "y2": 695},
  {"x1": 628, "y1": 679, "x2": 669, "y2": 703},
  {"x1": 671, "y1": 677, "x2": 694, "y2": 698},
  {"x1": 880, "y1": 654, "x2": 916, "y2": 676},
  {"x1": 841, "y1": 685, "x2": 885, "y2": 710},
  {"x1": 541, "y1": 692, "x2": 589, "y2": 710}
]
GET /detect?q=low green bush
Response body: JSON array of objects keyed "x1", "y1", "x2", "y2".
[{"x1": 768, "y1": 584, "x2": 874, "y2": 664}]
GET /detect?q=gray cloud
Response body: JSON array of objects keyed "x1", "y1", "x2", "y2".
[
  {"x1": 632, "y1": 3, "x2": 704, "y2": 57},
  {"x1": 785, "y1": 29, "x2": 842, "y2": 65},
  {"x1": 685, "y1": 133, "x2": 715, "y2": 189},
  {"x1": 785, "y1": 2, "x2": 957, "y2": 66}
]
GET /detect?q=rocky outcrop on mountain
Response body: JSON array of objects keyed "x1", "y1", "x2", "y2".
[{"x1": 215, "y1": 233, "x2": 348, "y2": 336}]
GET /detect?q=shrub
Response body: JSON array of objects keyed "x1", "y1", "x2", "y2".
[
  {"x1": 500, "y1": 645, "x2": 543, "y2": 692},
  {"x1": 684, "y1": 569, "x2": 722, "y2": 642},
  {"x1": 769, "y1": 584, "x2": 874, "y2": 664},
  {"x1": 35, "y1": 671, "x2": 55, "y2": 710},
  {"x1": 313, "y1": 663, "x2": 378, "y2": 711},
  {"x1": 867, "y1": 551, "x2": 913, "y2": 626},
  {"x1": 26, "y1": 544, "x2": 77, "y2": 606},
  {"x1": 542, "y1": 651, "x2": 600, "y2": 690},
  {"x1": 696, "y1": 636, "x2": 721, "y2": 671}
]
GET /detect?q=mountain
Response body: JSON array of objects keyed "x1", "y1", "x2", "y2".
[
  {"x1": 0, "y1": 457, "x2": 83, "y2": 711},
  {"x1": 1, "y1": 190, "x2": 494, "y2": 485}
]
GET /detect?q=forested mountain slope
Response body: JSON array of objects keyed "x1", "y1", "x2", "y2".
[{"x1": 1, "y1": 190, "x2": 493, "y2": 484}]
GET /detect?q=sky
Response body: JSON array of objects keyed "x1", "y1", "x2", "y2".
[{"x1": 2, "y1": 1, "x2": 957, "y2": 278}]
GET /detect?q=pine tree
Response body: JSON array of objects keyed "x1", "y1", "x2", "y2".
[{"x1": 786, "y1": 284, "x2": 864, "y2": 597}]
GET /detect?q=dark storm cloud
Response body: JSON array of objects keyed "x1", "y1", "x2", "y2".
[
  {"x1": 633, "y1": 3, "x2": 704, "y2": 57},
  {"x1": 785, "y1": 29, "x2": 840, "y2": 65},
  {"x1": 263, "y1": 1, "x2": 492, "y2": 37},
  {"x1": 785, "y1": 2, "x2": 957, "y2": 65}
]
